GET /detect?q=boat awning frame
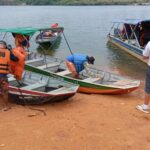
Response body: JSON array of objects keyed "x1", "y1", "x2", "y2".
[
  {"x1": 0, "y1": 27, "x2": 39, "y2": 36},
  {"x1": 0, "y1": 27, "x2": 64, "y2": 36},
  {"x1": 108, "y1": 20, "x2": 142, "y2": 48},
  {"x1": 112, "y1": 19, "x2": 150, "y2": 25}
]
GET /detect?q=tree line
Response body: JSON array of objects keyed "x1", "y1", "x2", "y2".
[{"x1": 0, "y1": 0, "x2": 150, "y2": 5}]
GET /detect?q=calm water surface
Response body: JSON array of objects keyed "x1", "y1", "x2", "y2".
[{"x1": 0, "y1": 5, "x2": 149, "y2": 80}]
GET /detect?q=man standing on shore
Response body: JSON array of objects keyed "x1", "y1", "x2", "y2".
[
  {"x1": 136, "y1": 41, "x2": 150, "y2": 113},
  {"x1": 0, "y1": 41, "x2": 12, "y2": 111},
  {"x1": 0, "y1": 41, "x2": 19, "y2": 111}
]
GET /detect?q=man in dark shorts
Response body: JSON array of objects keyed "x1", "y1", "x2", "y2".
[
  {"x1": 136, "y1": 41, "x2": 150, "y2": 113},
  {"x1": 0, "y1": 41, "x2": 18, "y2": 111}
]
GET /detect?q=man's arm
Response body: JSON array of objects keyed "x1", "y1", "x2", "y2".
[
  {"x1": 143, "y1": 42, "x2": 150, "y2": 59},
  {"x1": 10, "y1": 53, "x2": 19, "y2": 62},
  {"x1": 84, "y1": 62, "x2": 91, "y2": 70},
  {"x1": 83, "y1": 62, "x2": 95, "y2": 76},
  {"x1": 7, "y1": 45, "x2": 19, "y2": 62},
  {"x1": 143, "y1": 56, "x2": 149, "y2": 59}
]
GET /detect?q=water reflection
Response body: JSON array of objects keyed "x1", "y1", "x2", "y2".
[
  {"x1": 107, "y1": 41, "x2": 147, "y2": 80},
  {"x1": 36, "y1": 37, "x2": 62, "y2": 56},
  {"x1": 0, "y1": 5, "x2": 150, "y2": 80}
]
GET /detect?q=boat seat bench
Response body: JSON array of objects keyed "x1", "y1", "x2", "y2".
[
  {"x1": 26, "y1": 58, "x2": 44, "y2": 64},
  {"x1": 56, "y1": 70, "x2": 71, "y2": 76},
  {"x1": 38, "y1": 62, "x2": 60, "y2": 70},
  {"x1": 8, "y1": 76, "x2": 16, "y2": 82},
  {"x1": 21, "y1": 83, "x2": 47, "y2": 90},
  {"x1": 47, "y1": 87, "x2": 68, "y2": 94},
  {"x1": 82, "y1": 77, "x2": 101, "y2": 83}
]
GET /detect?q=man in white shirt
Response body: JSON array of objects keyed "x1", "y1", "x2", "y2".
[{"x1": 136, "y1": 41, "x2": 150, "y2": 113}]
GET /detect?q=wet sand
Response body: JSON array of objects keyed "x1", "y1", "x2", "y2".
[{"x1": 0, "y1": 81, "x2": 150, "y2": 150}]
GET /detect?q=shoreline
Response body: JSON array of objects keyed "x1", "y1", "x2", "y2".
[
  {"x1": 1, "y1": 82, "x2": 150, "y2": 150},
  {"x1": 0, "y1": 3, "x2": 150, "y2": 6}
]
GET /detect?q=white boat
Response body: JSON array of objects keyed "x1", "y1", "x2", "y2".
[
  {"x1": 108, "y1": 19, "x2": 150, "y2": 64},
  {"x1": 35, "y1": 27, "x2": 64, "y2": 44},
  {"x1": 8, "y1": 71, "x2": 79, "y2": 105}
]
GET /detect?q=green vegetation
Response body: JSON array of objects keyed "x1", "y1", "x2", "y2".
[{"x1": 0, "y1": 0, "x2": 150, "y2": 5}]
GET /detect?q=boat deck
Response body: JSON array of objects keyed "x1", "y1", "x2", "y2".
[
  {"x1": 56, "y1": 70, "x2": 71, "y2": 76},
  {"x1": 21, "y1": 83, "x2": 47, "y2": 90},
  {"x1": 38, "y1": 62, "x2": 60, "y2": 70}
]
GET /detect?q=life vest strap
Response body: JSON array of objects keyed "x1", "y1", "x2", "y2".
[
  {"x1": 0, "y1": 68, "x2": 9, "y2": 71},
  {"x1": 0, "y1": 64, "x2": 9, "y2": 66}
]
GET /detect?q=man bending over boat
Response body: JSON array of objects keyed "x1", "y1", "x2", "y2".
[
  {"x1": 66, "y1": 53, "x2": 95, "y2": 78},
  {"x1": 136, "y1": 41, "x2": 150, "y2": 113},
  {"x1": 0, "y1": 41, "x2": 18, "y2": 111}
]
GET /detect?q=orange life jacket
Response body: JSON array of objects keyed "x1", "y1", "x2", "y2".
[
  {"x1": 10, "y1": 47, "x2": 27, "y2": 80},
  {"x1": 15, "y1": 34, "x2": 30, "y2": 47},
  {"x1": 0, "y1": 48, "x2": 10, "y2": 74},
  {"x1": 15, "y1": 34, "x2": 24, "y2": 47}
]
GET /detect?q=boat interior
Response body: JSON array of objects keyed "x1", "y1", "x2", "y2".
[
  {"x1": 8, "y1": 71, "x2": 77, "y2": 94},
  {"x1": 111, "y1": 21, "x2": 150, "y2": 48},
  {"x1": 26, "y1": 58, "x2": 139, "y2": 88}
]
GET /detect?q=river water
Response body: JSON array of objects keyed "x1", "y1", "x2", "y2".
[{"x1": 0, "y1": 5, "x2": 150, "y2": 80}]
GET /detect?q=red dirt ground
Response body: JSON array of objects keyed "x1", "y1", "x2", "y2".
[{"x1": 0, "y1": 81, "x2": 150, "y2": 150}]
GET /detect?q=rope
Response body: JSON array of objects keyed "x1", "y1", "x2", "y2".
[{"x1": 16, "y1": 79, "x2": 47, "y2": 116}]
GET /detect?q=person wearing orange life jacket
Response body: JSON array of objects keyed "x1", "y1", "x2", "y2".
[
  {"x1": 11, "y1": 33, "x2": 28, "y2": 80},
  {"x1": 0, "y1": 41, "x2": 19, "y2": 111},
  {"x1": 12, "y1": 33, "x2": 30, "y2": 48},
  {"x1": 10, "y1": 46, "x2": 27, "y2": 80}
]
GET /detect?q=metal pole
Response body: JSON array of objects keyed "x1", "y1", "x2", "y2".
[
  {"x1": 123, "y1": 24, "x2": 129, "y2": 43},
  {"x1": 129, "y1": 25, "x2": 141, "y2": 48},
  {"x1": 108, "y1": 23, "x2": 115, "y2": 36},
  {"x1": 62, "y1": 31, "x2": 73, "y2": 55}
]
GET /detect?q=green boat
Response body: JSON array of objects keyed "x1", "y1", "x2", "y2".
[{"x1": 25, "y1": 56, "x2": 140, "y2": 95}]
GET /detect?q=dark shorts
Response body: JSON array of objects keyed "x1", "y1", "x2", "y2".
[
  {"x1": 0, "y1": 76, "x2": 9, "y2": 95},
  {"x1": 145, "y1": 66, "x2": 150, "y2": 94}
]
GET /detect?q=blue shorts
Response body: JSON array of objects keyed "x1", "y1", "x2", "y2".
[{"x1": 145, "y1": 66, "x2": 150, "y2": 94}]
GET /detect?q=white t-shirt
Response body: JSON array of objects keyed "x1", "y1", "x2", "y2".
[{"x1": 143, "y1": 41, "x2": 150, "y2": 66}]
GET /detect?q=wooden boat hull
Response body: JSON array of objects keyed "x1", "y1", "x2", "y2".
[
  {"x1": 25, "y1": 64, "x2": 140, "y2": 95},
  {"x1": 79, "y1": 86, "x2": 138, "y2": 94},
  {"x1": 108, "y1": 35, "x2": 147, "y2": 64},
  {"x1": 8, "y1": 85, "x2": 76, "y2": 105}
]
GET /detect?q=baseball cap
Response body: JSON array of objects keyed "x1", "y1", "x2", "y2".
[{"x1": 87, "y1": 56, "x2": 95, "y2": 64}]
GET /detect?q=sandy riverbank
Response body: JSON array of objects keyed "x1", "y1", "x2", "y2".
[{"x1": 0, "y1": 81, "x2": 150, "y2": 150}]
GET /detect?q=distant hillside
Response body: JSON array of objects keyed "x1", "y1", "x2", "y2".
[
  {"x1": 0, "y1": 0, "x2": 150, "y2": 5},
  {"x1": 0, "y1": 0, "x2": 15, "y2": 5}
]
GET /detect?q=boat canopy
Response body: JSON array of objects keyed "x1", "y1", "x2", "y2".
[
  {"x1": 112, "y1": 19, "x2": 150, "y2": 25},
  {"x1": 0, "y1": 27, "x2": 64, "y2": 36},
  {"x1": 0, "y1": 27, "x2": 39, "y2": 36},
  {"x1": 109, "y1": 19, "x2": 150, "y2": 48}
]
